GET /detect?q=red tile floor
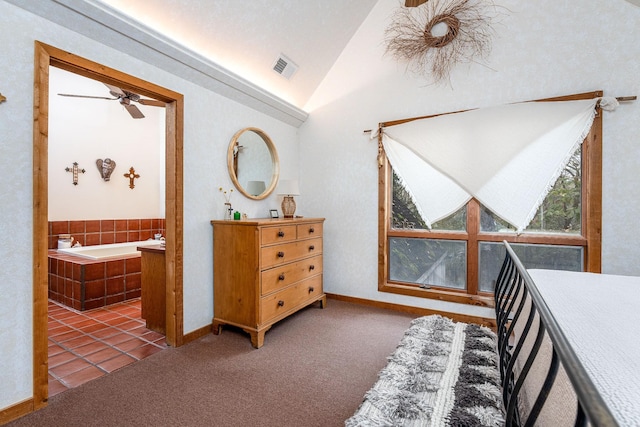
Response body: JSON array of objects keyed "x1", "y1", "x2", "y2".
[{"x1": 48, "y1": 298, "x2": 167, "y2": 397}]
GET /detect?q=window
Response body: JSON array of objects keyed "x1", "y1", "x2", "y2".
[{"x1": 378, "y1": 92, "x2": 603, "y2": 306}]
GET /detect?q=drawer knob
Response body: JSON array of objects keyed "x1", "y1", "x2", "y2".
[
  {"x1": 309, "y1": 265, "x2": 315, "y2": 271},
  {"x1": 308, "y1": 286, "x2": 314, "y2": 293},
  {"x1": 309, "y1": 245, "x2": 315, "y2": 251},
  {"x1": 309, "y1": 227, "x2": 315, "y2": 233},
  {"x1": 278, "y1": 274, "x2": 285, "y2": 281},
  {"x1": 278, "y1": 300, "x2": 285, "y2": 307},
  {"x1": 277, "y1": 251, "x2": 285, "y2": 258},
  {"x1": 278, "y1": 231, "x2": 285, "y2": 237}
]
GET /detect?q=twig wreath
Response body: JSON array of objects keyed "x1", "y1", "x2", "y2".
[{"x1": 385, "y1": 0, "x2": 499, "y2": 83}]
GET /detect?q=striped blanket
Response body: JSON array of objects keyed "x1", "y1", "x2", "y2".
[{"x1": 346, "y1": 315, "x2": 505, "y2": 427}]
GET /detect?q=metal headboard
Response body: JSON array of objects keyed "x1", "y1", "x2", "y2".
[{"x1": 494, "y1": 241, "x2": 618, "y2": 427}]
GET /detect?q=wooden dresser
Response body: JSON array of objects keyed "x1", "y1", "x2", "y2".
[{"x1": 211, "y1": 217, "x2": 326, "y2": 348}]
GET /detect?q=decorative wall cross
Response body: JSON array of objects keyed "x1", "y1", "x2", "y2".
[
  {"x1": 65, "y1": 162, "x2": 86, "y2": 185},
  {"x1": 124, "y1": 166, "x2": 140, "y2": 189}
]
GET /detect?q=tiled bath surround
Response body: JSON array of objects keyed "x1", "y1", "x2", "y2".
[
  {"x1": 48, "y1": 218, "x2": 165, "y2": 310},
  {"x1": 48, "y1": 218, "x2": 165, "y2": 249}
]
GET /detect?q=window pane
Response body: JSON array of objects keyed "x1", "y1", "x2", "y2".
[
  {"x1": 392, "y1": 171, "x2": 428, "y2": 230},
  {"x1": 525, "y1": 146, "x2": 581, "y2": 233},
  {"x1": 478, "y1": 242, "x2": 584, "y2": 293},
  {"x1": 389, "y1": 238, "x2": 466, "y2": 290},
  {"x1": 432, "y1": 206, "x2": 466, "y2": 231},
  {"x1": 480, "y1": 205, "x2": 515, "y2": 232},
  {"x1": 480, "y1": 147, "x2": 582, "y2": 234},
  {"x1": 392, "y1": 171, "x2": 465, "y2": 231}
]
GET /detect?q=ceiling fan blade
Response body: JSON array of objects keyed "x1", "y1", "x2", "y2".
[
  {"x1": 138, "y1": 98, "x2": 165, "y2": 107},
  {"x1": 58, "y1": 93, "x2": 116, "y2": 100},
  {"x1": 104, "y1": 83, "x2": 126, "y2": 97},
  {"x1": 123, "y1": 102, "x2": 145, "y2": 119},
  {"x1": 405, "y1": 0, "x2": 428, "y2": 6}
]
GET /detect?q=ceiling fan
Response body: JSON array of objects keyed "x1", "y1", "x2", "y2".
[
  {"x1": 58, "y1": 83, "x2": 164, "y2": 119},
  {"x1": 405, "y1": 0, "x2": 428, "y2": 6}
]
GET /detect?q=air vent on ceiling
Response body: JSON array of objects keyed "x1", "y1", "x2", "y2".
[{"x1": 272, "y1": 54, "x2": 298, "y2": 80}]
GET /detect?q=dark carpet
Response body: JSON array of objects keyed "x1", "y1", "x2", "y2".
[{"x1": 8, "y1": 299, "x2": 415, "y2": 427}]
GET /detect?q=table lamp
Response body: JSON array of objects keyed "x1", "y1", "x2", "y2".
[{"x1": 277, "y1": 179, "x2": 300, "y2": 218}]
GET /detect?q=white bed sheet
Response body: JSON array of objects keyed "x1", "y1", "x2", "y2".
[{"x1": 528, "y1": 269, "x2": 640, "y2": 426}]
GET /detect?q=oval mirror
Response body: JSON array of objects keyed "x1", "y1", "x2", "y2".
[{"x1": 227, "y1": 127, "x2": 280, "y2": 200}]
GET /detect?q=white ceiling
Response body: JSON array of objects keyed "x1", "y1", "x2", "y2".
[{"x1": 94, "y1": 0, "x2": 379, "y2": 109}]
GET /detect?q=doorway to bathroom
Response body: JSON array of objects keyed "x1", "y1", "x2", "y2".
[
  {"x1": 46, "y1": 65, "x2": 167, "y2": 395},
  {"x1": 33, "y1": 41, "x2": 184, "y2": 409}
]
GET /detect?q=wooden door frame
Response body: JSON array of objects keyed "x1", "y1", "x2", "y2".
[{"x1": 32, "y1": 41, "x2": 184, "y2": 409}]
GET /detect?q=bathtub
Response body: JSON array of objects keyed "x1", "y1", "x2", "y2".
[
  {"x1": 58, "y1": 239, "x2": 160, "y2": 260},
  {"x1": 50, "y1": 239, "x2": 163, "y2": 310}
]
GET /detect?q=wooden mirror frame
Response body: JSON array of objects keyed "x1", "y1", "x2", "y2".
[{"x1": 227, "y1": 127, "x2": 279, "y2": 200}]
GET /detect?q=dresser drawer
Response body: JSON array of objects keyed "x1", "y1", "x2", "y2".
[
  {"x1": 260, "y1": 237, "x2": 323, "y2": 269},
  {"x1": 260, "y1": 275, "x2": 323, "y2": 323},
  {"x1": 261, "y1": 225, "x2": 297, "y2": 245},
  {"x1": 296, "y1": 222, "x2": 323, "y2": 240},
  {"x1": 261, "y1": 255, "x2": 323, "y2": 295}
]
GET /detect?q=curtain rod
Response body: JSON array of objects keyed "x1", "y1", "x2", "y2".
[{"x1": 363, "y1": 95, "x2": 637, "y2": 134}]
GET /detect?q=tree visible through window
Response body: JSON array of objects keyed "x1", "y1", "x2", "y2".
[{"x1": 379, "y1": 92, "x2": 602, "y2": 306}]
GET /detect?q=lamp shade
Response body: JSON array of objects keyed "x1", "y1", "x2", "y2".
[
  {"x1": 276, "y1": 179, "x2": 300, "y2": 196},
  {"x1": 246, "y1": 180, "x2": 266, "y2": 196}
]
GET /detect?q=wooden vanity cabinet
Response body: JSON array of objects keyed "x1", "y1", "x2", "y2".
[
  {"x1": 211, "y1": 218, "x2": 326, "y2": 348},
  {"x1": 138, "y1": 244, "x2": 166, "y2": 334}
]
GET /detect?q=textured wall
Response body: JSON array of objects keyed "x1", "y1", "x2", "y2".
[
  {"x1": 300, "y1": 0, "x2": 640, "y2": 316},
  {"x1": 0, "y1": 1, "x2": 298, "y2": 410},
  {"x1": 2, "y1": 0, "x2": 639, "y2": 415}
]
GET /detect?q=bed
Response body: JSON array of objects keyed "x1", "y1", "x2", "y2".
[
  {"x1": 347, "y1": 242, "x2": 636, "y2": 426},
  {"x1": 495, "y1": 241, "x2": 638, "y2": 426}
]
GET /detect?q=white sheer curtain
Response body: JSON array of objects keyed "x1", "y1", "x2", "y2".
[{"x1": 383, "y1": 98, "x2": 606, "y2": 232}]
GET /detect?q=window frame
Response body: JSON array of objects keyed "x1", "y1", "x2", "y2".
[{"x1": 378, "y1": 91, "x2": 603, "y2": 307}]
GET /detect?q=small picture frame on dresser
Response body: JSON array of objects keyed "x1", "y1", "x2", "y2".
[{"x1": 269, "y1": 209, "x2": 279, "y2": 218}]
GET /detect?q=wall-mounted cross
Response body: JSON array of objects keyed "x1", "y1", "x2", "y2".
[
  {"x1": 65, "y1": 162, "x2": 86, "y2": 185},
  {"x1": 124, "y1": 166, "x2": 140, "y2": 189}
]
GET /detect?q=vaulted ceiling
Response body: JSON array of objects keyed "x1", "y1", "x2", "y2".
[{"x1": 95, "y1": 0, "x2": 379, "y2": 109}]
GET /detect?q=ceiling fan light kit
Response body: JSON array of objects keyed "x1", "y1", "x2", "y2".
[
  {"x1": 57, "y1": 82, "x2": 152, "y2": 190},
  {"x1": 58, "y1": 83, "x2": 164, "y2": 119}
]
